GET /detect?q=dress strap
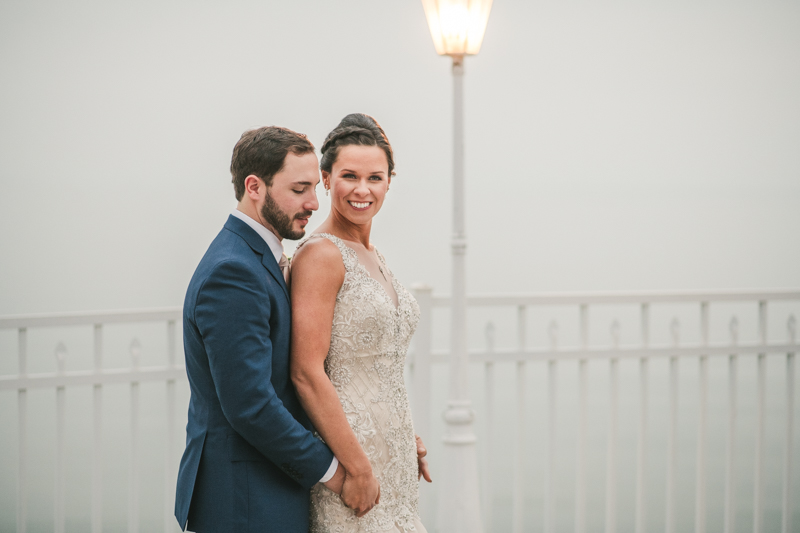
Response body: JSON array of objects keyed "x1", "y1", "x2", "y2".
[
  {"x1": 373, "y1": 247, "x2": 394, "y2": 278},
  {"x1": 296, "y1": 233, "x2": 359, "y2": 273}
]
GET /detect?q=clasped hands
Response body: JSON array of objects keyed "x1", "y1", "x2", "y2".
[{"x1": 322, "y1": 434, "x2": 431, "y2": 517}]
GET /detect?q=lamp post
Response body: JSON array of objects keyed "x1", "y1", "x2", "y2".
[{"x1": 421, "y1": 1, "x2": 493, "y2": 531}]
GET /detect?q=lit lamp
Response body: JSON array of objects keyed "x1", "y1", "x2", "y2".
[
  {"x1": 422, "y1": 0, "x2": 493, "y2": 56},
  {"x1": 421, "y1": 1, "x2": 493, "y2": 532}
]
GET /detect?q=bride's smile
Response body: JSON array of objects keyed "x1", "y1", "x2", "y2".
[{"x1": 348, "y1": 201, "x2": 372, "y2": 210}]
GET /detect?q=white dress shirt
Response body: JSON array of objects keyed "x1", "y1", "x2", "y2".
[
  {"x1": 230, "y1": 209, "x2": 339, "y2": 484},
  {"x1": 230, "y1": 209, "x2": 285, "y2": 264}
]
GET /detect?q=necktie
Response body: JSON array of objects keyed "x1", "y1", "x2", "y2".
[{"x1": 278, "y1": 254, "x2": 290, "y2": 285}]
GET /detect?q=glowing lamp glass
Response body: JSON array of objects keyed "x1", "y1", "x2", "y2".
[{"x1": 421, "y1": 0, "x2": 493, "y2": 56}]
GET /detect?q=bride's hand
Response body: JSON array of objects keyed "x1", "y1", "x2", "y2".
[
  {"x1": 416, "y1": 434, "x2": 432, "y2": 483},
  {"x1": 341, "y1": 468, "x2": 380, "y2": 517}
]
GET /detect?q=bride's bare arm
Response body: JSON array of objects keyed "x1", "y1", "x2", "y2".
[{"x1": 290, "y1": 238, "x2": 379, "y2": 517}]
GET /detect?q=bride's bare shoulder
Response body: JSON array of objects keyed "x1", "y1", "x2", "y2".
[{"x1": 291, "y1": 235, "x2": 344, "y2": 277}]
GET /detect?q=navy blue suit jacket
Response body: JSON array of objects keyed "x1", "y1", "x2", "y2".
[{"x1": 175, "y1": 215, "x2": 333, "y2": 533}]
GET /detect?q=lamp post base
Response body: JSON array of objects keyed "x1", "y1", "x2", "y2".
[{"x1": 436, "y1": 400, "x2": 484, "y2": 533}]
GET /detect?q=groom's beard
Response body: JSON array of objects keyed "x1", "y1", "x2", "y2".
[{"x1": 261, "y1": 192, "x2": 311, "y2": 241}]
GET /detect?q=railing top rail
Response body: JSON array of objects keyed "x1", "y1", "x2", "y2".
[
  {"x1": 3, "y1": 289, "x2": 798, "y2": 328},
  {"x1": 0, "y1": 307, "x2": 183, "y2": 329},
  {"x1": 429, "y1": 289, "x2": 800, "y2": 307}
]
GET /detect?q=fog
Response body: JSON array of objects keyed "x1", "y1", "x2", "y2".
[{"x1": 1, "y1": 0, "x2": 799, "y2": 530}]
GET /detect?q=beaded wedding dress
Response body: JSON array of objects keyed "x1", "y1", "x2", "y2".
[{"x1": 298, "y1": 233, "x2": 427, "y2": 533}]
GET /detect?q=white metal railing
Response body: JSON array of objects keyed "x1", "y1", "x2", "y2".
[
  {"x1": 409, "y1": 287, "x2": 798, "y2": 533},
  {"x1": 2, "y1": 289, "x2": 798, "y2": 533},
  {"x1": 0, "y1": 308, "x2": 183, "y2": 533}
]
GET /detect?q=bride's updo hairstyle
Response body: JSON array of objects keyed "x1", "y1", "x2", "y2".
[{"x1": 320, "y1": 113, "x2": 395, "y2": 176}]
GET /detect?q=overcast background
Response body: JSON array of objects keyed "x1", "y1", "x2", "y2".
[{"x1": 1, "y1": 0, "x2": 799, "y2": 531}]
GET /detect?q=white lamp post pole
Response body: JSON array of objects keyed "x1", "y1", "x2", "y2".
[
  {"x1": 421, "y1": 2, "x2": 493, "y2": 531},
  {"x1": 439, "y1": 51, "x2": 484, "y2": 533},
  {"x1": 451, "y1": 53, "x2": 467, "y2": 411}
]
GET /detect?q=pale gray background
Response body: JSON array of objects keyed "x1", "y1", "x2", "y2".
[
  {"x1": 1, "y1": 0, "x2": 799, "y2": 531},
  {"x1": 1, "y1": 0, "x2": 798, "y2": 316}
]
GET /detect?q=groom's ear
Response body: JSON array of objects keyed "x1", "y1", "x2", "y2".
[{"x1": 244, "y1": 174, "x2": 264, "y2": 201}]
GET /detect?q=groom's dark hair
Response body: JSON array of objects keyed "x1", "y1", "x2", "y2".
[{"x1": 230, "y1": 126, "x2": 315, "y2": 201}]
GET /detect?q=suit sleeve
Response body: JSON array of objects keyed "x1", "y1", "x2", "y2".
[{"x1": 194, "y1": 259, "x2": 334, "y2": 489}]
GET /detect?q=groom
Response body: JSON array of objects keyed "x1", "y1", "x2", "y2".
[{"x1": 175, "y1": 126, "x2": 357, "y2": 532}]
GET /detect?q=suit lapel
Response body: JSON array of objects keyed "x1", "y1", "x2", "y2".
[
  {"x1": 262, "y1": 251, "x2": 290, "y2": 302},
  {"x1": 223, "y1": 215, "x2": 290, "y2": 303}
]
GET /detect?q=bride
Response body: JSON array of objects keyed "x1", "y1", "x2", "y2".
[{"x1": 290, "y1": 113, "x2": 430, "y2": 532}]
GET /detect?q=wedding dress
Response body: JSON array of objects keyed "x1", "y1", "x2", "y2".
[{"x1": 298, "y1": 233, "x2": 427, "y2": 533}]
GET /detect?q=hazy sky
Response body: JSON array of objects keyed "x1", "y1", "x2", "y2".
[{"x1": 1, "y1": 0, "x2": 799, "y2": 315}]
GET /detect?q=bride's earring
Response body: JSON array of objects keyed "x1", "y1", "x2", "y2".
[{"x1": 325, "y1": 187, "x2": 329, "y2": 196}]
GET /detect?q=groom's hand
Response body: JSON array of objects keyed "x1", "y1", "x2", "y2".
[
  {"x1": 341, "y1": 469, "x2": 380, "y2": 517},
  {"x1": 322, "y1": 462, "x2": 345, "y2": 495}
]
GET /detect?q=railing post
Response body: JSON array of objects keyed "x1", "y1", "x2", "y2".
[
  {"x1": 54, "y1": 343, "x2": 66, "y2": 533},
  {"x1": 411, "y1": 285, "x2": 433, "y2": 524},
  {"x1": 129, "y1": 340, "x2": 141, "y2": 533},
  {"x1": 575, "y1": 304, "x2": 589, "y2": 533},
  {"x1": 605, "y1": 321, "x2": 620, "y2": 533},
  {"x1": 17, "y1": 327, "x2": 28, "y2": 533},
  {"x1": 753, "y1": 301, "x2": 767, "y2": 533},
  {"x1": 92, "y1": 324, "x2": 103, "y2": 533},
  {"x1": 783, "y1": 315, "x2": 796, "y2": 533},
  {"x1": 164, "y1": 319, "x2": 177, "y2": 533},
  {"x1": 666, "y1": 319, "x2": 680, "y2": 533},
  {"x1": 513, "y1": 306, "x2": 527, "y2": 533},
  {"x1": 482, "y1": 322, "x2": 495, "y2": 531},
  {"x1": 635, "y1": 303, "x2": 650, "y2": 533},
  {"x1": 696, "y1": 303, "x2": 709, "y2": 533},
  {"x1": 724, "y1": 317, "x2": 739, "y2": 533},
  {"x1": 411, "y1": 285, "x2": 433, "y2": 446},
  {"x1": 544, "y1": 321, "x2": 559, "y2": 533}
]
